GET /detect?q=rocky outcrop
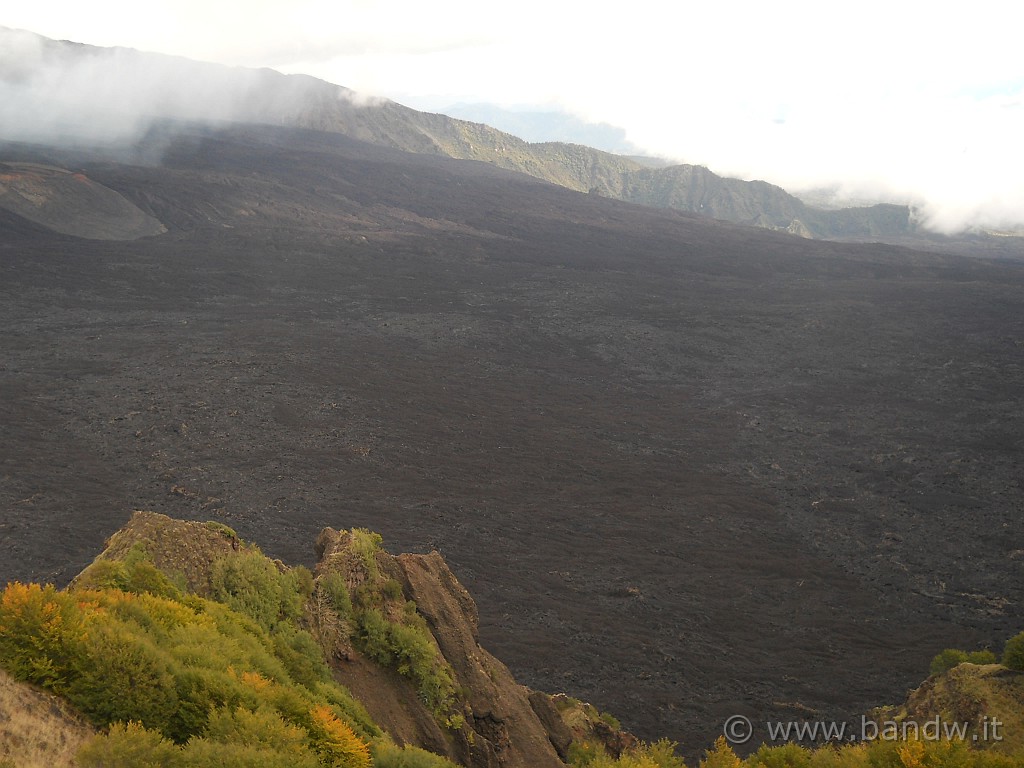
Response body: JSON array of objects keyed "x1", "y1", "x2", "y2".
[
  {"x1": 67, "y1": 513, "x2": 631, "y2": 768},
  {"x1": 314, "y1": 527, "x2": 567, "y2": 768},
  {"x1": 870, "y1": 662, "x2": 1024, "y2": 755},
  {"x1": 71, "y1": 511, "x2": 243, "y2": 595}
]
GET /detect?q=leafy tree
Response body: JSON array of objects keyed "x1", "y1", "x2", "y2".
[
  {"x1": 210, "y1": 551, "x2": 298, "y2": 631},
  {"x1": 699, "y1": 737, "x2": 741, "y2": 768},
  {"x1": 308, "y1": 704, "x2": 372, "y2": 768},
  {"x1": 747, "y1": 742, "x2": 812, "y2": 768},
  {"x1": 930, "y1": 648, "x2": 997, "y2": 675},
  {"x1": 0, "y1": 582, "x2": 84, "y2": 688},
  {"x1": 1002, "y1": 631, "x2": 1024, "y2": 671}
]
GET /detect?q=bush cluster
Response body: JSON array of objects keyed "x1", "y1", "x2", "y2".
[
  {"x1": 0, "y1": 539, "x2": 464, "y2": 768},
  {"x1": 929, "y1": 648, "x2": 998, "y2": 676},
  {"x1": 1002, "y1": 631, "x2": 1024, "y2": 672},
  {"x1": 573, "y1": 734, "x2": 1024, "y2": 768},
  {"x1": 316, "y1": 529, "x2": 459, "y2": 722}
]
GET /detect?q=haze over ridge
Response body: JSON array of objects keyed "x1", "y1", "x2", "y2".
[
  {"x1": 4, "y1": 1, "x2": 1024, "y2": 234},
  {"x1": 4, "y1": 10, "x2": 1024, "y2": 236}
]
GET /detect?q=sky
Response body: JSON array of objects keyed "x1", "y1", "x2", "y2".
[{"x1": 3, "y1": 1, "x2": 1024, "y2": 233}]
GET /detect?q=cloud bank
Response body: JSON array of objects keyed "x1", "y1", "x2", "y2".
[{"x1": 0, "y1": 27, "x2": 352, "y2": 149}]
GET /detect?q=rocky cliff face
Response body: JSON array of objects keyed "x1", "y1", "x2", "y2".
[
  {"x1": 72, "y1": 513, "x2": 576, "y2": 768},
  {"x1": 284, "y1": 88, "x2": 912, "y2": 240},
  {"x1": 313, "y1": 527, "x2": 569, "y2": 768}
]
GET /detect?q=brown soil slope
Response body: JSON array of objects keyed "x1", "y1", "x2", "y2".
[
  {"x1": 0, "y1": 668, "x2": 95, "y2": 768},
  {"x1": 0, "y1": 162, "x2": 165, "y2": 240}
]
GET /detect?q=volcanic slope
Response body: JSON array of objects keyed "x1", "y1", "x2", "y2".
[
  {"x1": 1, "y1": 124, "x2": 1022, "y2": 754},
  {"x1": 3, "y1": 27, "x2": 912, "y2": 241}
]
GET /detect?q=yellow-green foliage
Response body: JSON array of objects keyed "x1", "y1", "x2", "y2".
[
  {"x1": 209, "y1": 550, "x2": 308, "y2": 631},
  {"x1": 700, "y1": 738, "x2": 743, "y2": 768},
  {"x1": 320, "y1": 571, "x2": 353, "y2": 618},
  {"x1": 75, "y1": 549, "x2": 184, "y2": 601},
  {"x1": 309, "y1": 703, "x2": 373, "y2": 768},
  {"x1": 0, "y1": 579, "x2": 381, "y2": 766},
  {"x1": 569, "y1": 738, "x2": 686, "y2": 768},
  {"x1": 738, "y1": 737, "x2": 1024, "y2": 768},
  {"x1": 350, "y1": 528, "x2": 384, "y2": 577},
  {"x1": 564, "y1": 733, "x2": 1024, "y2": 768},
  {"x1": 203, "y1": 521, "x2": 239, "y2": 540},
  {"x1": 357, "y1": 608, "x2": 456, "y2": 716},
  {"x1": 930, "y1": 648, "x2": 998, "y2": 676},
  {"x1": 77, "y1": 721, "x2": 183, "y2": 767},
  {"x1": 371, "y1": 740, "x2": 463, "y2": 767}
]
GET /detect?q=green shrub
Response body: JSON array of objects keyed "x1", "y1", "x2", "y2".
[
  {"x1": 643, "y1": 740, "x2": 687, "y2": 768},
  {"x1": 371, "y1": 740, "x2": 460, "y2": 768},
  {"x1": 0, "y1": 581, "x2": 379, "y2": 749},
  {"x1": 383, "y1": 579, "x2": 404, "y2": 601},
  {"x1": 567, "y1": 739, "x2": 607, "y2": 767},
  {"x1": 271, "y1": 623, "x2": 331, "y2": 688},
  {"x1": 350, "y1": 529, "x2": 383, "y2": 576},
  {"x1": 181, "y1": 739, "x2": 320, "y2": 768},
  {"x1": 747, "y1": 742, "x2": 812, "y2": 768},
  {"x1": 700, "y1": 737, "x2": 742, "y2": 768},
  {"x1": 210, "y1": 551, "x2": 297, "y2": 631},
  {"x1": 78, "y1": 721, "x2": 184, "y2": 768},
  {"x1": 331, "y1": 529, "x2": 460, "y2": 722},
  {"x1": 67, "y1": 621, "x2": 180, "y2": 732},
  {"x1": 201, "y1": 705, "x2": 312, "y2": 755},
  {"x1": 1003, "y1": 631, "x2": 1024, "y2": 671},
  {"x1": 290, "y1": 565, "x2": 315, "y2": 599},
  {"x1": 931, "y1": 648, "x2": 970, "y2": 675},
  {"x1": 355, "y1": 608, "x2": 456, "y2": 716},
  {"x1": 567, "y1": 739, "x2": 687, "y2": 768},
  {"x1": 319, "y1": 572, "x2": 353, "y2": 618},
  {"x1": 967, "y1": 649, "x2": 998, "y2": 665},
  {"x1": 78, "y1": 715, "x2": 325, "y2": 768},
  {"x1": 203, "y1": 521, "x2": 239, "y2": 540},
  {"x1": 931, "y1": 647, "x2": 998, "y2": 675},
  {"x1": 75, "y1": 544, "x2": 185, "y2": 601}
]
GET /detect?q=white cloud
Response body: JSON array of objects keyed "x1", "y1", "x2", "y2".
[{"x1": 4, "y1": 0, "x2": 1024, "y2": 231}]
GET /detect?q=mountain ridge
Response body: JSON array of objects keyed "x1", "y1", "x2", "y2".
[{"x1": 1, "y1": 27, "x2": 912, "y2": 241}]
